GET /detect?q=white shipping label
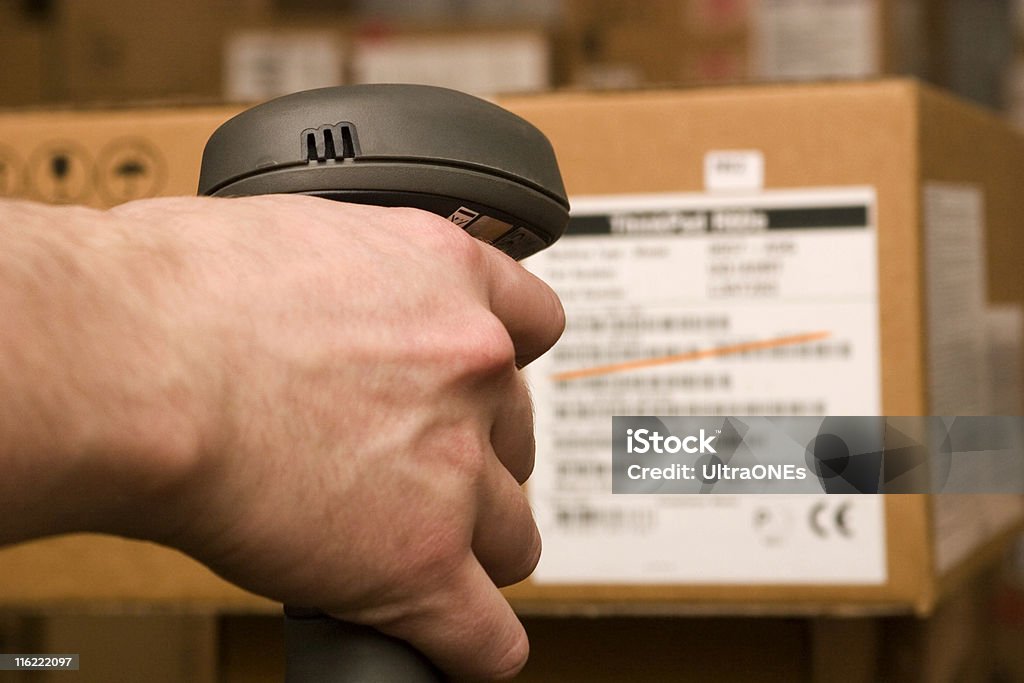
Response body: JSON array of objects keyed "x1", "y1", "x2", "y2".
[
  {"x1": 351, "y1": 32, "x2": 550, "y2": 95},
  {"x1": 224, "y1": 31, "x2": 344, "y2": 102},
  {"x1": 524, "y1": 188, "x2": 886, "y2": 584},
  {"x1": 922, "y1": 184, "x2": 1024, "y2": 576},
  {"x1": 752, "y1": 0, "x2": 880, "y2": 80},
  {"x1": 923, "y1": 183, "x2": 987, "y2": 415},
  {"x1": 704, "y1": 150, "x2": 765, "y2": 192}
]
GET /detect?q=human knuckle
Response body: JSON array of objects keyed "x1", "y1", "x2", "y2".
[
  {"x1": 507, "y1": 532, "x2": 542, "y2": 586},
  {"x1": 548, "y1": 290, "x2": 567, "y2": 339},
  {"x1": 509, "y1": 440, "x2": 536, "y2": 486},
  {"x1": 388, "y1": 206, "x2": 439, "y2": 225},
  {"x1": 530, "y1": 283, "x2": 566, "y2": 350},
  {"x1": 459, "y1": 316, "x2": 516, "y2": 378},
  {"x1": 425, "y1": 219, "x2": 482, "y2": 267},
  {"x1": 444, "y1": 231, "x2": 484, "y2": 272}
]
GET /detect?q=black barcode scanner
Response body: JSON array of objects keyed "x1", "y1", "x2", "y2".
[{"x1": 198, "y1": 84, "x2": 569, "y2": 682}]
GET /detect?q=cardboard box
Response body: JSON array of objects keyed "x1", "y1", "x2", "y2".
[
  {"x1": 0, "y1": 81, "x2": 1021, "y2": 617},
  {"x1": 223, "y1": 26, "x2": 349, "y2": 103},
  {"x1": 351, "y1": 0, "x2": 563, "y2": 25},
  {"x1": 499, "y1": 80, "x2": 1024, "y2": 615},
  {"x1": 350, "y1": 26, "x2": 552, "y2": 95},
  {"x1": 561, "y1": 0, "x2": 932, "y2": 88},
  {"x1": 560, "y1": 1, "x2": 751, "y2": 88},
  {"x1": 221, "y1": 19, "x2": 553, "y2": 103},
  {"x1": 0, "y1": 105, "x2": 240, "y2": 209},
  {"x1": 51, "y1": 0, "x2": 273, "y2": 105},
  {"x1": 0, "y1": 103, "x2": 266, "y2": 611},
  {"x1": 0, "y1": 3, "x2": 52, "y2": 107},
  {"x1": 54, "y1": 1, "x2": 221, "y2": 103}
]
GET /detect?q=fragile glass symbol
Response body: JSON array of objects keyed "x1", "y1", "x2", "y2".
[
  {"x1": 51, "y1": 154, "x2": 70, "y2": 180},
  {"x1": 48, "y1": 152, "x2": 75, "y2": 201}
]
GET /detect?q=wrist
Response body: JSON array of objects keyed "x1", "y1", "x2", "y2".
[
  {"x1": 0, "y1": 202, "x2": 218, "y2": 544},
  {"x1": 83, "y1": 208, "x2": 223, "y2": 544}
]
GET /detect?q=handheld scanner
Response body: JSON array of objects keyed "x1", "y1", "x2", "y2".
[
  {"x1": 198, "y1": 84, "x2": 568, "y2": 682},
  {"x1": 198, "y1": 84, "x2": 569, "y2": 260}
]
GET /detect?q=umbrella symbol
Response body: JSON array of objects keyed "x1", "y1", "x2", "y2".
[
  {"x1": 113, "y1": 158, "x2": 148, "y2": 197},
  {"x1": 96, "y1": 140, "x2": 165, "y2": 204}
]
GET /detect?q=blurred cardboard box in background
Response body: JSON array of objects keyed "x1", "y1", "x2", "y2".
[
  {"x1": 504, "y1": 80, "x2": 1024, "y2": 615},
  {"x1": 560, "y1": 0, "x2": 932, "y2": 88},
  {"x1": 54, "y1": 0, "x2": 272, "y2": 104},
  {"x1": 0, "y1": 81, "x2": 1021, "y2": 618},
  {"x1": 0, "y1": 2, "x2": 51, "y2": 106},
  {"x1": 1, "y1": 0, "x2": 1020, "y2": 127}
]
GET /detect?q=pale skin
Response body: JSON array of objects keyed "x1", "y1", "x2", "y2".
[{"x1": 0, "y1": 195, "x2": 565, "y2": 681}]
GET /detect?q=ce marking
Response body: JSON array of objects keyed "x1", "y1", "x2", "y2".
[{"x1": 809, "y1": 501, "x2": 853, "y2": 538}]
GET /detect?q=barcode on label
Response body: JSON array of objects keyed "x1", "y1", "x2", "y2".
[
  {"x1": 555, "y1": 505, "x2": 656, "y2": 532},
  {"x1": 551, "y1": 401, "x2": 827, "y2": 418}
]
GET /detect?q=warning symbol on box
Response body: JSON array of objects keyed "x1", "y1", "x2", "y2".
[
  {"x1": 96, "y1": 139, "x2": 166, "y2": 205},
  {"x1": 27, "y1": 142, "x2": 92, "y2": 204}
]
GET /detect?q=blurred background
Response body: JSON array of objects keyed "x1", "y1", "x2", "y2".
[
  {"x1": 2, "y1": 1, "x2": 1024, "y2": 681},
  {"x1": 1, "y1": 0, "x2": 1023, "y2": 126}
]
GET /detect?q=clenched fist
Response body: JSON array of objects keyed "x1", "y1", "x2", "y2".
[{"x1": 0, "y1": 195, "x2": 565, "y2": 680}]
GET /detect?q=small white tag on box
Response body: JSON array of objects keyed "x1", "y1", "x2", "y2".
[{"x1": 704, "y1": 150, "x2": 765, "y2": 191}]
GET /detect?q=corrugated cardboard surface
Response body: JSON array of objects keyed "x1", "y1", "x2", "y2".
[
  {"x1": 498, "y1": 82, "x2": 927, "y2": 612},
  {"x1": 0, "y1": 105, "x2": 239, "y2": 207},
  {"x1": 0, "y1": 81, "x2": 1020, "y2": 617},
  {"x1": 0, "y1": 104, "x2": 265, "y2": 612},
  {"x1": 500, "y1": 83, "x2": 926, "y2": 415},
  {"x1": 560, "y1": 0, "x2": 751, "y2": 87},
  {"x1": 560, "y1": 0, "x2": 932, "y2": 88},
  {"x1": 917, "y1": 84, "x2": 1024, "y2": 306},
  {"x1": 0, "y1": 534, "x2": 271, "y2": 611},
  {"x1": 52, "y1": 0, "x2": 272, "y2": 105},
  {"x1": 496, "y1": 82, "x2": 1022, "y2": 614}
]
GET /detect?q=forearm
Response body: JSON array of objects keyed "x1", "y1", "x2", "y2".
[
  {"x1": 0, "y1": 194, "x2": 561, "y2": 679},
  {"x1": 0, "y1": 200, "x2": 207, "y2": 545}
]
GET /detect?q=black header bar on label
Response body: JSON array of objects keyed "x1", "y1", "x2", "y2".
[{"x1": 567, "y1": 205, "x2": 870, "y2": 236}]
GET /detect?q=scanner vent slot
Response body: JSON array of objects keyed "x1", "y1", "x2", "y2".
[
  {"x1": 340, "y1": 126, "x2": 356, "y2": 158},
  {"x1": 322, "y1": 129, "x2": 337, "y2": 160},
  {"x1": 305, "y1": 132, "x2": 318, "y2": 162},
  {"x1": 301, "y1": 123, "x2": 360, "y2": 162}
]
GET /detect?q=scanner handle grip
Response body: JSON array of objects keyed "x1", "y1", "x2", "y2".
[{"x1": 284, "y1": 607, "x2": 444, "y2": 683}]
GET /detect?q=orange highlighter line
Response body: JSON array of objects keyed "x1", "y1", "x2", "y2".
[{"x1": 551, "y1": 330, "x2": 833, "y2": 382}]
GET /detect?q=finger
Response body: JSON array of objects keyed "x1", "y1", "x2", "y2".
[
  {"x1": 489, "y1": 371, "x2": 535, "y2": 484},
  {"x1": 472, "y1": 449, "x2": 542, "y2": 587},
  {"x1": 480, "y1": 247, "x2": 565, "y2": 367},
  {"x1": 379, "y1": 555, "x2": 529, "y2": 681}
]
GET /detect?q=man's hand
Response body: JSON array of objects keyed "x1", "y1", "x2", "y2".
[{"x1": 0, "y1": 195, "x2": 564, "y2": 680}]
